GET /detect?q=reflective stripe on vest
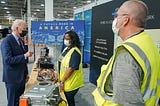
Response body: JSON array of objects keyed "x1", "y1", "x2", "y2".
[
  {"x1": 60, "y1": 66, "x2": 68, "y2": 70},
  {"x1": 124, "y1": 42, "x2": 154, "y2": 100},
  {"x1": 98, "y1": 56, "x2": 114, "y2": 101},
  {"x1": 98, "y1": 42, "x2": 155, "y2": 102},
  {"x1": 158, "y1": 79, "x2": 160, "y2": 85}
]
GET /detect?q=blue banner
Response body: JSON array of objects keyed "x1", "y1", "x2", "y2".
[
  {"x1": 31, "y1": 20, "x2": 85, "y2": 45},
  {"x1": 74, "y1": 12, "x2": 83, "y2": 20}
]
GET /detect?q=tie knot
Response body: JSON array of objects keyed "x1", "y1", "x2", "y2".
[
  {"x1": 18, "y1": 38, "x2": 23, "y2": 46},
  {"x1": 18, "y1": 38, "x2": 23, "y2": 44}
]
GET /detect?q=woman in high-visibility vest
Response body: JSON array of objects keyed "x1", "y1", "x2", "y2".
[{"x1": 59, "y1": 31, "x2": 84, "y2": 106}]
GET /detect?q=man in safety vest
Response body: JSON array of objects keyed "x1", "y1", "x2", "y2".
[{"x1": 92, "y1": 0, "x2": 160, "y2": 106}]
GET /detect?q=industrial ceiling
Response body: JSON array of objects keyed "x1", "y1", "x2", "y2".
[{"x1": 0, "y1": 0, "x2": 94, "y2": 23}]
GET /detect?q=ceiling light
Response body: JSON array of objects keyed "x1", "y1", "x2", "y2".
[
  {"x1": 36, "y1": 9, "x2": 40, "y2": 12},
  {"x1": 86, "y1": 0, "x2": 91, "y2": 3},
  {"x1": 8, "y1": 16, "x2": 13, "y2": 20},
  {"x1": 1, "y1": 1, "x2": 6, "y2": 3},
  {"x1": 64, "y1": 2, "x2": 69, "y2": 4},
  {"x1": 63, "y1": 11, "x2": 67, "y2": 13},
  {"x1": 4, "y1": 7, "x2": 8, "y2": 9},
  {"x1": 6, "y1": 11, "x2": 10, "y2": 13},
  {"x1": 33, "y1": 12, "x2": 37, "y2": 15},
  {"x1": 73, "y1": 7, "x2": 77, "y2": 9},
  {"x1": 41, "y1": 4, "x2": 44, "y2": 7},
  {"x1": 57, "y1": 14, "x2": 60, "y2": 16}
]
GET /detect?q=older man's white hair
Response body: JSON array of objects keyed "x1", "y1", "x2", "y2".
[{"x1": 11, "y1": 19, "x2": 26, "y2": 31}]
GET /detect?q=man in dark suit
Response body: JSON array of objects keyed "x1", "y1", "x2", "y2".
[{"x1": 1, "y1": 19, "x2": 33, "y2": 106}]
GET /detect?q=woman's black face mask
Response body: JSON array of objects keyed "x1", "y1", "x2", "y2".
[{"x1": 20, "y1": 30, "x2": 28, "y2": 37}]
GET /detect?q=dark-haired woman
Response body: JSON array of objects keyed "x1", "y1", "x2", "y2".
[{"x1": 59, "y1": 30, "x2": 84, "y2": 106}]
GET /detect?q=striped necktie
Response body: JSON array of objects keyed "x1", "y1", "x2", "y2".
[{"x1": 18, "y1": 38, "x2": 25, "y2": 53}]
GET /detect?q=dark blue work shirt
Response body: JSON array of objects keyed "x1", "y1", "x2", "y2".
[{"x1": 62, "y1": 48, "x2": 81, "y2": 70}]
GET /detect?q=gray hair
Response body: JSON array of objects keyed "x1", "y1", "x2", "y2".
[
  {"x1": 124, "y1": 0, "x2": 148, "y2": 28},
  {"x1": 11, "y1": 19, "x2": 26, "y2": 30}
]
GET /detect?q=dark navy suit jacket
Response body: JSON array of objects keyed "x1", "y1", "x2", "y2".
[{"x1": 1, "y1": 34, "x2": 28, "y2": 84}]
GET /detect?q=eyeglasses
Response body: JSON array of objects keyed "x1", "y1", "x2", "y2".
[{"x1": 114, "y1": 13, "x2": 128, "y2": 18}]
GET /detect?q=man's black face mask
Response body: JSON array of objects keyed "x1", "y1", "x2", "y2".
[{"x1": 20, "y1": 30, "x2": 28, "y2": 37}]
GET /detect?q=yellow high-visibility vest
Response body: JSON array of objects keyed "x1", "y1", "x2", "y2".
[
  {"x1": 92, "y1": 31, "x2": 160, "y2": 106},
  {"x1": 60, "y1": 47, "x2": 84, "y2": 92}
]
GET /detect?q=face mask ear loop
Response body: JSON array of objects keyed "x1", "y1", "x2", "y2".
[{"x1": 112, "y1": 18, "x2": 119, "y2": 35}]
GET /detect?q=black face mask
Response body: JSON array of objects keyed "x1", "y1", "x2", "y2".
[{"x1": 20, "y1": 30, "x2": 28, "y2": 37}]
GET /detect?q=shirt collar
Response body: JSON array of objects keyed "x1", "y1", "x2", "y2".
[
  {"x1": 12, "y1": 32, "x2": 20, "y2": 41},
  {"x1": 127, "y1": 30, "x2": 144, "y2": 39}
]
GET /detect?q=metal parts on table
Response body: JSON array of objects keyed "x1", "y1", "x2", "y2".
[
  {"x1": 37, "y1": 56, "x2": 56, "y2": 81},
  {"x1": 19, "y1": 82, "x2": 66, "y2": 106}
]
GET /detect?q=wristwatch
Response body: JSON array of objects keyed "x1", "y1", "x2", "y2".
[{"x1": 60, "y1": 81, "x2": 64, "y2": 85}]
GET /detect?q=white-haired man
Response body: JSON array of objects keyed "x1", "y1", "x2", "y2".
[{"x1": 1, "y1": 19, "x2": 33, "y2": 106}]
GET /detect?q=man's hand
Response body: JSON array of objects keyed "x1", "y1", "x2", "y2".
[
  {"x1": 25, "y1": 51, "x2": 33, "y2": 57},
  {"x1": 25, "y1": 75, "x2": 29, "y2": 83}
]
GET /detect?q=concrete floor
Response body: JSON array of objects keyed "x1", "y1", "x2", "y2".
[{"x1": 0, "y1": 39, "x2": 96, "y2": 106}]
